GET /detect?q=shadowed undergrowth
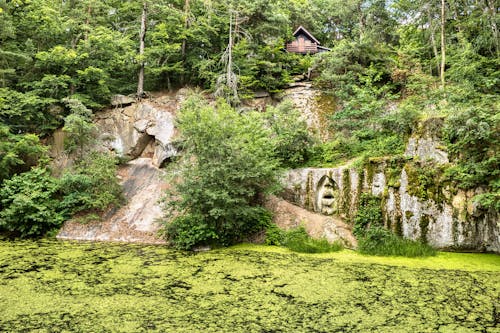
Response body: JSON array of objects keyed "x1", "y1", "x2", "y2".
[
  {"x1": 0, "y1": 240, "x2": 498, "y2": 333},
  {"x1": 357, "y1": 228, "x2": 437, "y2": 257},
  {"x1": 265, "y1": 225, "x2": 344, "y2": 253}
]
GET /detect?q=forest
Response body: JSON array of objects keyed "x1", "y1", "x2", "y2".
[
  {"x1": 0, "y1": 1, "x2": 499, "y2": 331},
  {"x1": 0, "y1": 0, "x2": 498, "y2": 245}
]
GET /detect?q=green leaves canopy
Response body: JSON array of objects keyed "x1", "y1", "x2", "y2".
[{"x1": 163, "y1": 95, "x2": 279, "y2": 249}]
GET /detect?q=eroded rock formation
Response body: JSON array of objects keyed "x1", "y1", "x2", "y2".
[
  {"x1": 57, "y1": 158, "x2": 166, "y2": 244},
  {"x1": 56, "y1": 87, "x2": 498, "y2": 251},
  {"x1": 265, "y1": 195, "x2": 357, "y2": 249},
  {"x1": 95, "y1": 93, "x2": 186, "y2": 167},
  {"x1": 281, "y1": 120, "x2": 500, "y2": 253}
]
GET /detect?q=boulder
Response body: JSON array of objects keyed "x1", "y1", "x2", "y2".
[
  {"x1": 111, "y1": 94, "x2": 135, "y2": 107},
  {"x1": 95, "y1": 101, "x2": 178, "y2": 166}
]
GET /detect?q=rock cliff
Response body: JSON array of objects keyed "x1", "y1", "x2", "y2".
[
  {"x1": 56, "y1": 87, "x2": 498, "y2": 252},
  {"x1": 281, "y1": 118, "x2": 499, "y2": 252},
  {"x1": 95, "y1": 92, "x2": 188, "y2": 167},
  {"x1": 57, "y1": 158, "x2": 166, "y2": 244}
]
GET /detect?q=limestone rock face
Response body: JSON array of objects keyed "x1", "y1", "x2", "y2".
[
  {"x1": 279, "y1": 111, "x2": 498, "y2": 252},
  {"x1": 95, "y1": 99, "x2": 178, "y2": 166},
  {"x1": 282, "y1": 165, "x2": 500, "y2": 253},
  {"x1": 111, "y1": 94, "x2": 135, "y2": 106},
  {"x1": 57, "y1": 158, "x2": 166, "y2": 244},
  {"x1": 405, "y1": 117, "x2": 449, "y2": 163},
  {"x1": 277, "y1": 83, "x2": 333, "y2": 139},
  {"x1": 265, "y1": 195, "x2": 357, "y2": 249}
]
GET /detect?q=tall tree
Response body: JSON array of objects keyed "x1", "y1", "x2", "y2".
[
  {"x1": 440, "y1": 0, "x2": 446, "y2": 89},
  {"x1": 163, "y1": 95, "x2": 279, "y2": 249},
  {"x1": 137, "y1": 1, "x2": 147, "y2": 97}
]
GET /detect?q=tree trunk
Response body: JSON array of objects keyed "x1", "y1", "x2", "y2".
[
  {"x1": 137, "y1": 1, "x2": 147, "y2": 97},
  {"x1": 428, "y1": 6, "x2": 440, "y2": 76},
  {"x1": 180, "y1": 0, "x2": 190, "y2": 85},
  {"x1": 227, "y1": 11, "x2": 233, "y2": 88},
  {"x1": 440, "y1": 0, "x2": 446, "y2": 89},
  {"x1": 485, "y1": 0, "x2": 499, "y2": 55},
  {"x1": 357, "y1": 1, "x2": 365, "y2": 41},
  {"x1": 84, "y1": 4, "x2": 92, "y2": 41}
]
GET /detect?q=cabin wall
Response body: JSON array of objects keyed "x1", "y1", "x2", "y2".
[{"x1": 286, "y1": 34, "x2": 318, "y2": 54}]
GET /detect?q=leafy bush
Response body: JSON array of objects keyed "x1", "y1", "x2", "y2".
[
  {"x1": 265, "y1": 225, "x2": 343, "y2": 253},
  {"x1": 0, "y1": 152, "x2": 123, "y2": 237},
  {"x1": 59, "y1": 152, "x2": 123, "y2": 215},
  {"x1": 163, "y1": 214, "x2": 219, "y2": 250},
  {"x1": 0, "y1": 88, "x2": 60, "y2": 134},
  {"x1": 281, "y1": 227, "x2": 343, "y2": 253},
  {"x1": 0, "y1": 124, "x2": 48, "y2": 182},
  {"x1": 358, "y1": 227, "x2": 436, "y2": 257},
  {"x1": 353, "y1": 194, "x2": 383, "y2": 236},
  {"x1": 309, "y1": 61, "x2": 412, "y2": 166},
  {"x1": 62, "y1": 98, "x2": 97, "y2": 157},
  {"x1": 163, "y1": 95, "x2": 279, "y2": 250},
  {"x1": 443, "y1": 104, "x2": 499, "y2": 209},
  {"x1": 265, "y1": 101, "x2": 316, "y2": 168},
  {"x1": 0, "y1": 168, "x2": 64, "y2": 237},
  {"x1": 264, "y1": 223, "x2": 286, "y2": 246}
]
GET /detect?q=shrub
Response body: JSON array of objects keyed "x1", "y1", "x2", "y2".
[
  {"x1": 353, "y1": 194, "x2": 383, "y2": 236},
  {"x1": 0, "y1": 124, "x2": 48, "y2": 182},
  {"x1": 358, "y1": 227, "x2": 437, "y2": 257},
  {"x1": 0, "y1": 167, "x2": 64, "y2": 237},
  {"x1": 163, "y1": 95, "x2": 279, "y2": 250},
  {"x1": 281, "y1": 226, "x2": 343, "y2": 253},
  {"x1": 443, "y1": 104, "x2": 499, "y2": 210},
  {"x1": 265, "y1": 101, "x2": 316, "y2": 168},
  {"x1": 62, "y1": 98, "x2": 97, "y2": 158},
  {"x1": 59, "y1": 152, "x2": 123, "y2": 215},
  {"x1": 264, "y1": 223, "x2": 286, "y2": 246},
  {"x1": 163, "y1": 214, "x2": 219, "y2": 250}
]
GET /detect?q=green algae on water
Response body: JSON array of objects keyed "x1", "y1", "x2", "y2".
[{"x1": 0, "y1": 240, "x2": 498, "y2": 332}]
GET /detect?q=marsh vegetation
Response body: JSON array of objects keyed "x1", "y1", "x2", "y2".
[{"x1": 0, "y1": 240, "x2": 498, "y2": 332}]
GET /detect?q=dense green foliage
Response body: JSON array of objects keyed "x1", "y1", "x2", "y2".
[
  {"x1": 163, "y1": 95, "x2": 279, "y2": 249},
  {"x1": 264, "y1": 101, "x2": 315, "y2": 168},
  {"x1": 443, "y1": 104, "x2": 499, "y2": 210},
  {"x1": 59, "y1": 152, "x2": 124, "y2": 216},
  {"x1": 0, "y1": 240, "x2": 498, "y2": 332},
  {"x1": 0, "y1": 167, "x2": 63, "y2": 237},
  {"x1": 0, "y1": 124, "x2": 47, "y2": 182},
  {"x1": 353, "y1": 193, "x2": 383, "y2": 236},
  {"x1": 0, "y1": 153, "x2": 122, "y2": 237},
  {"x1": 358, "y1": 227, "x2": 437, "y2": 257},
  {"x1": 265, "y1": 225, "x2": 343, "y2": 253}
]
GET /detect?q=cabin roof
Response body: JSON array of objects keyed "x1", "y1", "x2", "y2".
[{"x1": 292, "y1": 26, "x2": 320, "y2": 45}]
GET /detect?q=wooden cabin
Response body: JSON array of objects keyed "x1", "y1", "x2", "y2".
[{"x1": 286, "y1": 26, "x2": 331, "y2": 54}]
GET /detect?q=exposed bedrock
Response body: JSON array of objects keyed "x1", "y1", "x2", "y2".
[
  {"x1": 57, "y1": 158, "x2": 166, "y2": 244},
  {"x1": 282, "y1": 119, "x2": 499, "y2": 253},
  {"x1": 95, "y1": 94, "x2": 183, "y2": 167},
  {"x1": 265, "y1": 195, "x2": 357, "y2": 249}
]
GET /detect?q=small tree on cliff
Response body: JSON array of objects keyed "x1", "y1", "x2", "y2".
[{"x1": 162, "y1": 94, "x2": 279, "y2": 249}]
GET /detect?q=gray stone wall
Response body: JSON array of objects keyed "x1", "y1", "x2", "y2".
[{"x1": 282, "y1": 117, "x2": 499, "y2": 253}]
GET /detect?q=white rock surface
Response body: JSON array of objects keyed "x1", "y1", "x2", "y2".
[
  {"x1": 95, "y1": 100, "x2": 178, "y2": 166},
  {"x1": 57, "y1": 158, "x2": 166, "y2": 244},
  {"x1": 283, "y1": 165, "x2": 500, "y2": 253}
]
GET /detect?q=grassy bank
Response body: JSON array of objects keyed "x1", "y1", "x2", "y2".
[{"x1": 0, "y1": 240, "x2": 498, "y2": 332}]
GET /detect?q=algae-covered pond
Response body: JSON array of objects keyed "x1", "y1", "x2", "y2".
[{"x1": 0, "y1": 240, "x2": 498, "y2": 332}]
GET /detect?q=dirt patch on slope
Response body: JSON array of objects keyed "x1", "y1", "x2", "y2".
[{"x1": 265, "y1": 195, "x2": 357, "y2": 248}]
